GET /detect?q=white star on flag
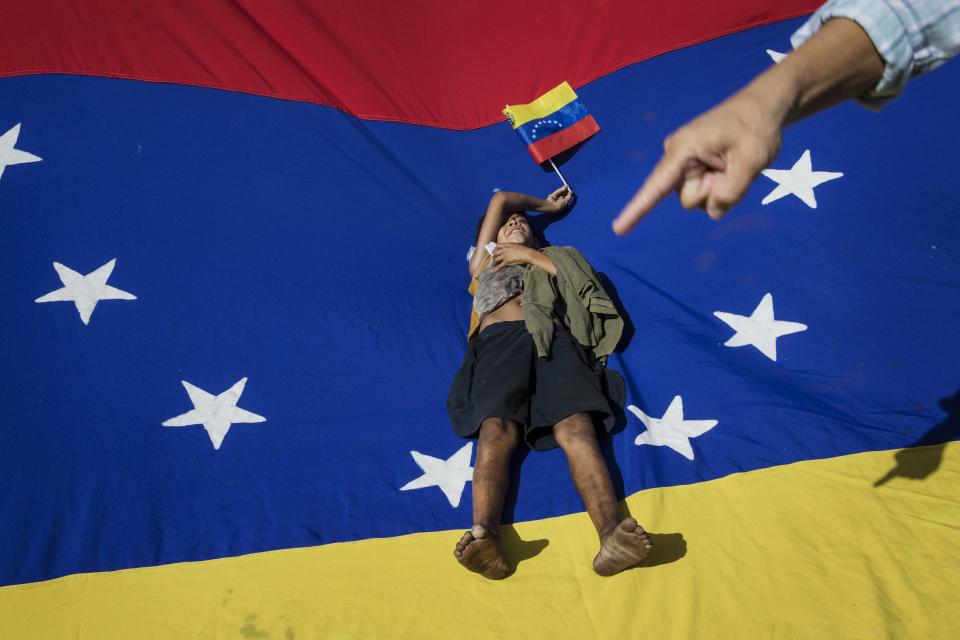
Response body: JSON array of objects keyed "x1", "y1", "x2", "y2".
[
  {"x1": 400, "y1": 442, "x2": 474, "y2": 507},
  {"x1": 629, "y1": 396, "x2": 718, "y2": 461},
  {"x1": 761, "y1": 149, "x2": 843, "y2": 208},
  {"x1": 162, "y1": 377, "x2": 266, "y2": 450},
  {"x1": 35, "y1": 259, "x2": 137, "y2": 325},
  {"x1": 714, "y1": 292, "x2": 807, "y2": 361},
  {"x1": 0, "y1": 123, "x2": 42, "y2": 181},
  {"x1": 766, "y1": 49, "x2": 787, "y2": 63}
]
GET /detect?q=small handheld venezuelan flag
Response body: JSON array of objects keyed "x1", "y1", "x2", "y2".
[{"x1": 503, "y1": 81, "x2": 600, "y2": 169}]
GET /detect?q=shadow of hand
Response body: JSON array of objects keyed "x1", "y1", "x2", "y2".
[
  {"x1": 874, "y1": 444, "x2": 947, "y2": 486},
  {"x1": 874, "y1": 390, "x2": 960, "y2": 487}
]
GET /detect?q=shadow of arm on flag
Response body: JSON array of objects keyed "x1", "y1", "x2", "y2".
[{"x1": 874, "y1": 388, "x2": 960, "y2": 486}]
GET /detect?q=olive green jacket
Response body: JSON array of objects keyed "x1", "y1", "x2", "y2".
[{"x1": 522, "y1": 245, "x2": 623, "y2": 363}]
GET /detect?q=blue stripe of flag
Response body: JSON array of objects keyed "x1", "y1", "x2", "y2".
[{"x1": 514, "y1": 99, "x2": 590, "y2": 146}]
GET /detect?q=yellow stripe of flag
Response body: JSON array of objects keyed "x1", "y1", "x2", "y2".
[
  {"x1": 3, "y1": 442, "x2": 959, "y2": 638},
  {"x1": 503, "y1": 81, "x2": 578, "y2": 128}
]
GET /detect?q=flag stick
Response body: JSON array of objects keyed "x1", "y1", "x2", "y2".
[
  {"x1": 548, "y1": 158, "x2": 571, "y2": 190},
  {"x1": 504, "y1": 103, "x2": 573, "y2": 190}
]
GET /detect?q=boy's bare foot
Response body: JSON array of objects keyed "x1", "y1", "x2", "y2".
[
  {"x1": 593, "y1": 517, "x2": 653, "y2": 576},
  {"x1": 454, "y1": 524, "x2": 511, "y2": 579}
]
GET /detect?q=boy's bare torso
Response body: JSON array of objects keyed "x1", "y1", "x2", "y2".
[{"x1": 478, "y1": 296, "x2": 525, "y2": 333}]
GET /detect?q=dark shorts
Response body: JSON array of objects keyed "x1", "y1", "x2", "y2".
[{"x1": 447, "y1": 321, "x2": 625, "y2": 451}]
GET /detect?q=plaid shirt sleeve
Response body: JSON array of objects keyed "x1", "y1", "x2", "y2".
[{"x1": 791, "y1": 0, "x2": 960, "y2": 109}]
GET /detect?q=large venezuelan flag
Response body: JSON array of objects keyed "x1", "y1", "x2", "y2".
[{"x1": 1, "y1": 1, "x2": 958, "y2": 638}]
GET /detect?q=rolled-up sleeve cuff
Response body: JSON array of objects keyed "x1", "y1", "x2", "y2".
[{"x1": 790, "y1": 0, "x2": 916, "y2": 109}]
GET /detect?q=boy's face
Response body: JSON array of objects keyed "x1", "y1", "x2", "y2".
[{"x1": 497, "y1": 213, "x2": 535, "y2": 246}]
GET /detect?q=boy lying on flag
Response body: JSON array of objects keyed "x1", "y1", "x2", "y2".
[{"x1": 447, "y1": 187, "x2": 653, "y2": 579}]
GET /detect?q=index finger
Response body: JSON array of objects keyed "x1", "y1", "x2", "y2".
[{"x1": 612, "y1": 150, "x2": 688, "y2": 235}]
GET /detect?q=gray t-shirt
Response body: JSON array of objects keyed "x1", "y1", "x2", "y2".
[{"x1": 473, "y1": 263, "x2": 524, "y2": 319}]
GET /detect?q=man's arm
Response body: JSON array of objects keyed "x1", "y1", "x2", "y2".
[
  {"x1": 612, "y1": 16, "x2": 884, "y2": 233},
  {"x1": 469, "y1": 187, "x2": 570, "y2": 276}
]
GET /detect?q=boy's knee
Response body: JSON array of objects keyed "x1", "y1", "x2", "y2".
[
  {"x1": 554, "y1": 413, "x2": 597, "y2": 449},
  {"x1": 479, "y1": 417, "x2": 520, "y2": 448}
]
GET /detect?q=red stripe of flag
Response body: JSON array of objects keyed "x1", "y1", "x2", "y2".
[
  {"x1": 527, "y1": 116, "x2": 600, "y2": 163},
  {"x1": 0, "y1": 2, "x2": 820, "y2": 129}
]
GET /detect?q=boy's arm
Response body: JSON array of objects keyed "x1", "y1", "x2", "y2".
[
  {"x1": 491, "y1": 244, "x2": 556, "y2": 275},
  {"x1": 469, "y1": 187, "x2": 571, "y2": 277}
]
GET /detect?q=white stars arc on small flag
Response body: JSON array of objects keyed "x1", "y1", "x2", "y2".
[{"x1": 529, "y1": 118, "x2": 562, "y2": 140}]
